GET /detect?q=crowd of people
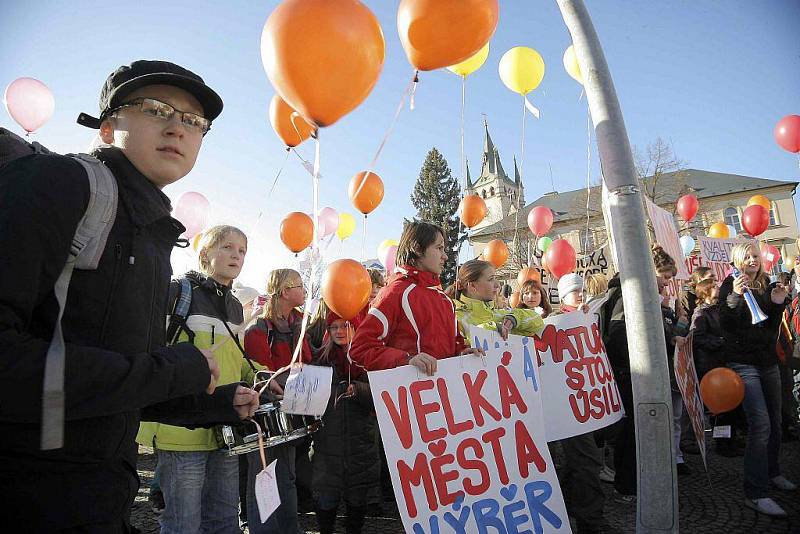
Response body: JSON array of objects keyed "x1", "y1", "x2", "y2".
[{"x1": 0, "y1": 59, "x2": 798, "y2": 534}]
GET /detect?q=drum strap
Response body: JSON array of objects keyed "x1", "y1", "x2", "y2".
[{"x1": 212, "y1": 296, "x2": 259, "y2": 374}]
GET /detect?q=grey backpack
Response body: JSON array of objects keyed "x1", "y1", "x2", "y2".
[{"x1": 0, "y1": 127, "x2": 118, "y2": 450}]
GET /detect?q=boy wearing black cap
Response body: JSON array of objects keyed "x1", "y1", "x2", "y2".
[{"x1": 0, "y1": 60, "x2": 259, "y2": 532}]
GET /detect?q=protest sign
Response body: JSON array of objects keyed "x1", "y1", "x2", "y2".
[
  {"x1": 369, "y1": 329, "x2": 571, "y2": 534},
  {"x1": 645, "y1": 198, "x2": 690, "y2": 280},
  {"x1": 697, "y1": 237, "x2": 755, "y2": 265},
  {"x1": 673, "y1": 333, "x2": 707, "y2": 469},
  {"x1": 281, "y1": 364, "x2": 332, "y2": 416},
  {"x1": 532, "y1": 299, "x2": 624, "y2": 441},
  {"x1": 685, "y1": 254, "x2": 732, "y2": 282}
]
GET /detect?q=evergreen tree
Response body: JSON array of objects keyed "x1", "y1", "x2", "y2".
[{"x1": 410, "y1": 148, "x2": 465, "y2": 286}]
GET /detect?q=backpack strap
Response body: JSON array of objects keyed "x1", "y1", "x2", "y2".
[
  {"x1": 40, "y1": 155, "x2": 118, "y2": 450},
  {"x1": 166, "y1": 278, "x2": 195, "y2": 346}
]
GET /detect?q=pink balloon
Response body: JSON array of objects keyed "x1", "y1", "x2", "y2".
[
  {"x1": 316, "y1": 207, "x2": 339, "y2": 237},
  {"x1": 174, "y1": 192, "x2": 210, "y2": 239},
  {"x1": 4, "y1": 77, "x2": 55, "y2": 133},
  {"x1": 381, "y1": 245, "x2": 398, "y2": 274}
]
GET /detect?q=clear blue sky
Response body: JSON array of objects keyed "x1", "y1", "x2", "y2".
[{"x1": 2, "y1": 1, "x2": 798, "y2": 289}]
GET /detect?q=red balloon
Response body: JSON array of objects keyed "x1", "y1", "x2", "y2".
[
  {"x1": 543, "y1": 239, "x2": 576, "y2": 279},
  {"x1": 676, "y1": 194, "x2": 699, "y2": 222},
  {"x1": 741, "y1": 204, "x2": 770, "y2": 237},
  {"x1": 527, "y1": 206, "x2": 554, "y2": 236},
  {"x1": 700, "y1": 367, "x2": 744, "y2": 414},
  {"x1": 774, "y1": 115, "x2": 800, "y2": 153},
  {"x1": 760, "y1": 244, "x2": 780, "y2": 273}
]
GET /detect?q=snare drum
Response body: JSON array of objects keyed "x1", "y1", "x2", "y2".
[{"x1": 217, "y1": 401, "x2": 322, "y2": 456}]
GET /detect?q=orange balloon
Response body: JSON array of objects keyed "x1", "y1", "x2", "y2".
[
  {"x1": 269, "y1": 94, "x2": 314, "y2": 147},
  {"x1": 322, "y1": 259, "x2": 372, "y2": 320},
  {"x1": 747, "y1": 194, "x2": 771, "y2": 211},
  {"x1": 708, "y1": 222, "x2": 730, "y2": 239},
  {"x1": 348, "y1": 171, "x2": 384, "y2": 215},
  {"x1": 280, "y1": 212, "x2": 314, "y2": 253},
  {"x1": 261, "y1": 0, "x2": 386, "y2": 128},
  {"x1": 459, "y1": 194, "x2": 488, "y2": 228},
  {"x1": 397, "y1": 0, "x2": 499, "y2": 71},
  {"x1": 700, "y1": 367, "x2": 745, "y2": 414},
  {"x1": 517, "y1": 267, "x2": 541, "y2": 286},
  {"x1": 484, "y1": 239, "x2": 509, "y2": 268},
  {"x1": 509, "y1": 292, "x2": 521, "y2": 308}
]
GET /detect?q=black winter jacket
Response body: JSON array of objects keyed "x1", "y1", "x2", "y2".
[
  {"x1": 718, "y1": 274, "x2": 785, "y2": 367},
  {"x1": 311, "y1": 345, "x2": 380, "y2": 506},
  {"x1": 0, "y1": 148, "x2": 241, "y2": 530},
  {"x1": 690, "y1": 303, "x2": 726, "y2": 378}
]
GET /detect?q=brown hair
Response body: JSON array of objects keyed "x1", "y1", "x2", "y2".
[
  {"x1": 396, "y1": 220, "x2": 445, "y2": 269},
  {"x1": 517, "y1": 279, "x2": 552, "y2": 317},
  {"x1": 448, "y1": 259, "x2": 493, "y2": 300},
  {"x1": 652, "y1": 244, "x2": 677, "y2": 276},
  {"x1": 367, "y1": 268, "x2": 385, "y2": 287},
  {"x1": 694, "y1": 278, "x2": 717, "y2": 304},
  {"x1": 689, "y1": 266, "x2": 712, "y2": 289},
  {"x1": 263, "y1": 268, "x2": 301, "y2": 322},
  {"x1": 197, "y1": 225, "x2": 248, "y2": 278},
  {"x1": 584, "y1": 273, "x2": 609, "y2": 297}
]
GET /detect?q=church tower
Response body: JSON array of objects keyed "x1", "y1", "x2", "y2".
[{"x1": 466, "y1": 118, "x2": 524, "y2": 230}]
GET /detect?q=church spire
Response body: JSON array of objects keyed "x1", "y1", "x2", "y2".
[
  {"x1": 482, "y1": 117, "x2": 496, "y2": 175},
  {"x1": 465, "y1": 157, "x2": 472, "y2": 189},
  {"x1": 513, "y1": 156, "x2": 521, "y2": 186}
]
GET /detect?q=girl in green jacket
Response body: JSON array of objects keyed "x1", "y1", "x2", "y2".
[
  {"x1": 139, "y1": 225, "x2": 259, "y2": 534},
  {"x1": 449, "y1": 259, "x2": 545, "y2": 341}
]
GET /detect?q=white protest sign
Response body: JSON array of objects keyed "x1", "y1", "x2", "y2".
[
  {"x1": 697, "y1": 237, "x2": 755, "y2": 265},
  {"x1": 645, "y1": 198, "x2": 690, "y2": 280},
  {"x1": 369, "y1": 329, "x2": 571, "y2": 534},
  {"x1": 255, "y1": 459, "x2": 281, "y2": 523},
  {"x1": 673, "y1": 333, "x2": 707, "y2": 469},
  {"x1": 281, "y1": 364, "x2": 332, "y2": 416},
  {"x1": 530, "y1": 299, "x2": 624, "y2": 442}
]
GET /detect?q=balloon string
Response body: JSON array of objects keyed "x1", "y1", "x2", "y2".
[
  {"x1": 582, "y1": 103, "x2": 592, "y2": 295},
  {"x1": 455, "y1": 74, "x2": 467, "y2": 275},
  {"x1": 250, "y1": 148, "x2": 292, "y2": 236},
  {"x1": 512, "y1": 94, "x2": 526, "y2": 269},
  {"x1": 361, "y1": 216, "x2": 368, "y2": 263}
]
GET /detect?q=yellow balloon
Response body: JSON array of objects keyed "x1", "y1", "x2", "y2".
[
  {"x1": 563, "y1": 45, "x2": 583, "y2": 85},
  {"x1": 447, "y1": 43, "x2": 490, "y2": 77},
  {"x1": 786, "y1": 257, "x2": 795, "y2": 271},
  {"x1": 336, "y1": 212, "x2": 356, "y2": 241},
  {"x1": 498, "y1": 46, "x2": 545, "y2": 95},
  {"x1": 708, "y1": 223, "x2": 730, "y2": 239},
  {"x1": 192, "y1": 232, "x2": 204, "y2": 252},
  {"x1": 747, "y1": 194, "x2": 771, "y2": 211},
  {"x1": 377, "y1": 238, "x2": 399, "y2": 260}
]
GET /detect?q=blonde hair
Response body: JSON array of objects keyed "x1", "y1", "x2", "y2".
[
  {"x1": 197, "y1": 225, "x2": 247, "y2": 277},
  {"x1": 264, "y1": 268, "x2": 302, "y2": 322},
  {"x1": 730, "y1": 243, "x2": 768, "y2": 292},
  {"x1": 584, "y1": 273, "x2": 609, "y2": 297}
]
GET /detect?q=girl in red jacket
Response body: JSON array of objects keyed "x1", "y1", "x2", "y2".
[
  {"x1": 350, "y1": 220, "x2": 481, "y2": 375},
  {"x1": 243, "y1": 268, "x2": 312, "y2": 534}
]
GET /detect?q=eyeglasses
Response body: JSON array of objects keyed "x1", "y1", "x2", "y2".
[
  {"x1": 328, "y1": 324, "x2": 349, "y2": 332},
  {"x1": 108, "y1": 97, "x2": 211, "y2": 135},
  {"x1": 285, "y1": 285, "x2": 304, "y2": 290}
]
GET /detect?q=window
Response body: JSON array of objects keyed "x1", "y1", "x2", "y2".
[
  {"x1": 490, "y1": 186, "x2": 495, "y2": 197},
  {"x1": 482, "y1": 189, "x2": 486, "y2": 199},
  {"x1": 769, "y1": 206, "x2": 777, "y2": 226},
  {"x1": 723, "y1": 207, "x2": 741, "y2": 233}
]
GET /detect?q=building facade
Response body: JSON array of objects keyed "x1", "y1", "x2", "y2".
[{"x1": 469, "y1": 124, "x2": 800, "y2": 287}]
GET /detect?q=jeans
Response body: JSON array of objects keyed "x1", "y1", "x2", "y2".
[
  {"x1": 671, "y1": 389, "x2": 685, "y2": 464},
  {"x1": 728, "y1": 363, "x2": 782, "y2": 499},
  {"x1": 158, "y1": 449, "x2": 240, "y2": 534},
  {"x1": 246, "y1": 443, "x2": 302, "y2": 534}
]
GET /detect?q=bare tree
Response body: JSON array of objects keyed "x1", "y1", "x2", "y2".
[{"x1": 632, "y1": 137, "x2": 689, "y2": 238}]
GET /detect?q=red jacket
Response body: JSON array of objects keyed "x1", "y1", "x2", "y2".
[
  {"x1": 350, "y1": 266, "x2": 465, "y2": 371},
  {"x1": 243, "y1": 309, "x2": 312, "y2": 371}
]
